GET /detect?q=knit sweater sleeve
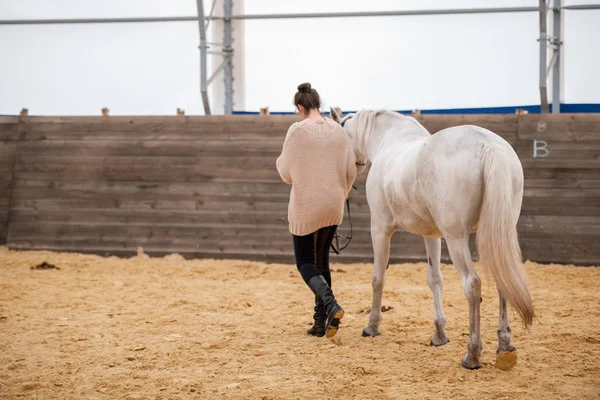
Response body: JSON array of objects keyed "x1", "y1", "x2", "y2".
[
  {"x1": 275, "y1": 124, "x2": 299, "y2": 185},
  {"x1": 345, "y1": 140, "x2": 358, "y2": 193}
]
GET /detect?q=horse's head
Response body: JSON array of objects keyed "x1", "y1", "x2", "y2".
[{"x1": 330, "y1": 107, "x2": 368, "y2": 173}]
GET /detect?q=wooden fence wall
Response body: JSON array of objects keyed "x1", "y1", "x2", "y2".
[{"x1": 0, "y1": 114, "x2": 598, "y2": 265}]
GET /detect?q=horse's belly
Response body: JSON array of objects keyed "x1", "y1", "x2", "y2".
[
  {"x1": 392, "y1": 211, "x2": 441, "y2": 237},
  {"x1": 384, "y1": 166, "x2": 440, "y2": 237}
]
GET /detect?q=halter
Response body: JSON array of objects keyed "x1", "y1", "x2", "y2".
[{"x1": 341, "y1": 115, "x2": 369, "y2": 168}]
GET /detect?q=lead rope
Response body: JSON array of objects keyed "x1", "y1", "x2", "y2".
[{"x1": 330, "y1": 184, "x2": 358, "y2": 255}]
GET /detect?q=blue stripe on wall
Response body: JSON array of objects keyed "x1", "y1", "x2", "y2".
[{"x1": 233, "y1": 103, "x2": 600, "y2": 115}]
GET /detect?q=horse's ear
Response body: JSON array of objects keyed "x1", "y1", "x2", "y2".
[{"x1": 330, "y1": 107, "x2": 342, "y2": 124}]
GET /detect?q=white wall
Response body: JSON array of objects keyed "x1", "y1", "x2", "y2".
[{"x1": 0, "y1": 0, "x2": 598, "y2": 115}]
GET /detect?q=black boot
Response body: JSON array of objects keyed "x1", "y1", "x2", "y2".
[
  {"x1": 307, "y1": 296, "x2": 326, "y2": 337},
  {"x1": 306, "y1": 275, "x2": 344, "y2": 338}
]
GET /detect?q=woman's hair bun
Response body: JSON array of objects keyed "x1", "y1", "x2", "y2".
[
  {"x1": 297, "y1": 82, "x2": 312, "y2": 93},
  {"x1": 293, "y1": 82, "x2": 320, "y2": 113}
]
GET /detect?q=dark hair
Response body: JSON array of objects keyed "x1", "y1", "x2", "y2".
[{"x1": 293, "y1": 82, "x2": 321, "y2": 114}]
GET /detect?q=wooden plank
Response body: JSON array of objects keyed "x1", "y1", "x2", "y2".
[
  {"x1": 9, "y1": 206, "x2": 599, "y2": 235},
  {"x1": 0, "y1": 125, "x2": 20, "y2": 141},
  {"x1": 15, "y1": 154, "x2": 280, "y2": 167},
  {"x1": 10, "y1": 197, "x2": 290, "y2": 212},
  {"x1": 518, "y1": 114, "x2": 600, "y2": 141},
  {"x1": 17, "y1": 139, "x2": 284, "y2": 157},
  {"x1": 13, "y1": 165, "x2": 283, "y2": 182},
  {"x1": 23, "y1": 121, "x2": 289, "y2": 134},
  {"x1": 9, "y1": 186, "x2": 599, "y2": 216},
  {"x1": 0, "y1": 166, "x2": 16, "y2": 176},
  {"x1": 514, "y1": 140, "x2": 600, "y2": 161},
  {"x1": 8, "y1": 183, "x2": 366, "y2": 205},
  {"x1": 523, "y1": 167, "x2": 600, "y2": 180},
  {"x1": 10, "y1": 189, "x2": 599, "y2": 216},
  {"x1": 0, "y1": 116, "x2": 19, "y2": 124},
  {"x1": 519, "y1": 239, "x2": 600, "y2": 265},
  {"x1": 0, "y1": 141, "x2": 18, "y2": 161},
  {"x1": 24, "y1": 115, "x2": 300, "y2": 125},
  {"x1": 520, "y1": 159, "x2": 600, "y2": 169},
  {"x1": 11, "y1": 179, "x2": 292, "y2": 196},
  {"x1": 523, "y1": 188, "x2": 600, "y2": 198},
  {"x1": 10, "y1": 183, "x2": 291, "y2": 202},
  {"x1": 525, "y1": 179, "x2": 600, "y2": 188},
  {"x1": 7, "y1": 206, "x2": 365, "y2": 237},
  {"x1": 9, "y1": 208, "x2": 292, "y2": 226},
  {"x1": 20, "y1": 116, "x2": 297, "y2": 141},
  {"x1": 20, "y1": 130, "x2": 287, "y2": 142},
  {"x1": 0, "y1": 188, "x2": 11, "y2": 199},
  {"x1": 3, "y1": 221, "x2": 490, "y2": 255},
  {"x1": 520, "y1": 196, "x2": 600, "y2": 216},
  {"x1": 517, "y1": 215, "x2": 600, "y2": 235}
]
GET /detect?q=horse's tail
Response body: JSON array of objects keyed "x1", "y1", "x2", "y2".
[{"x1": 477, "y1": 145, "x2": 534, "y2": 327}]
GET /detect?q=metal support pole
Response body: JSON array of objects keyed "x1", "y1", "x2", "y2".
[
  {"x1": 539, "y1": 0, "x2": 550, "y2": 113},
  {"x1": 223, "y1": 0, "x2": 234, "y2": 114},
  {"x1": 208, "y1": 58, "x2": 229, "y2": 86},
  {"x1": 552, "y1": 0, "x2": 562, "y2": 113},
  {"x1": 3, "y1": 6, "x2": 600, "y2": 26},
  {"x1": 0, "y1": 7, "x2": 542, "y2": 25},
  {"x1": 196, "y1": 0, "x2": 211, "y2": 115},
  {"x1": 205, "y1": 0, "x2": 218, "y2": 30}
]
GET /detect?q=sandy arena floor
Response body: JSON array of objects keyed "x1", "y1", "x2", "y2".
[{"x1": 0, "y1": 246, "x2": 599, "y2": 400}]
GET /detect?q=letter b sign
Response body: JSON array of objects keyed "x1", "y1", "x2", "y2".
[{"x1": 533, "y1": 140, "x2": 549, "y2": 158}]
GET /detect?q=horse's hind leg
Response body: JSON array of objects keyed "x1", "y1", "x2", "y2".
[
  {"x1": 424, "y1": 237, "x2": 449, "y2": 346},
  {"x1": 446, "y1": 236, "x2": 482, "y2": 370},
  {"x1": 496, "y1": 291, "x2": 518, "y2": 369},
  {"x1": 497, "y1": 291, "x2": 515, "y2": 353},
  {"x1": 362, "y1": 226, "x2": 392, "y2": 337}
]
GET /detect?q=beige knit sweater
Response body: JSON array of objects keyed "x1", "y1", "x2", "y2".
[{"x1": 276, "y1": 117, "x2": 357, "y2": 236}]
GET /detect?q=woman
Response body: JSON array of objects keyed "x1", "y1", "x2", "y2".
[{"x1": 276, "y1": 82, "x2": 357, "y2": 338}]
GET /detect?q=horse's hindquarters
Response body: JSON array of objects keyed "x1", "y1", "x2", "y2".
[{"x1": 416, "y1": 130, "x2": 494, "y2": 237}]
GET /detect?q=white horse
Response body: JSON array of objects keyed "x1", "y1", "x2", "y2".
[{"x1": 330, "y1": 108, "x2": 534, "y2": 370}]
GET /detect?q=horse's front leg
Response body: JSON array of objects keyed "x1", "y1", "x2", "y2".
[
  {"x1": 424, "y1": 237, "x2": 449, "y2": 346},
  {"x1": 362, "y1": 226, "x2": 392, "y2": 337}
]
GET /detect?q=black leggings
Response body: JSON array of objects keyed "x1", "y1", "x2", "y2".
[{"x1": 292, "y1": 225, "x2": 337, "y2": 287}]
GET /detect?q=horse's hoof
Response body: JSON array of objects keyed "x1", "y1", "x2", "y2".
[
  {"x1": 496, "y1": 345, "x2": 516, "y2": 354},
  {"x1": 461, "y1": 354, "x2": 482, "y2": 370},
  {"x1": 361, "y1": 326, "x2": 380, "y2": 337},
  {"x1": 429, "y1": 336, "x2": 450, "y2": 347},
  {"x1": 496, "y1": 348, "x2": 517, "y2": 371}
]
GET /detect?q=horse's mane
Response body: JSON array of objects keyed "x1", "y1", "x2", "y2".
[
  {"x1": 351, "y1": 109, "x2": 424, "y2": 132},
  {"x1": 357, "y1": 109, "x2": 415, "y2": 120},
  {"x1": 344, "y1": 108, "x2": 429, "y2": 163}
]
